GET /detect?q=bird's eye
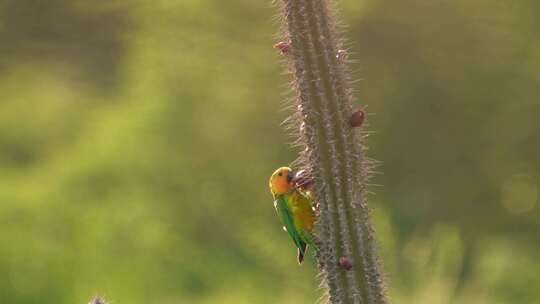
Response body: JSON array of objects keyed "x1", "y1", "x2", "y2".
[{"x1": 278, "y1": 172, "x2": 283, "y2": 176}]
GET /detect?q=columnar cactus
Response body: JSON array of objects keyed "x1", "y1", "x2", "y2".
[{"x1": 275, "y1": 0, "x2": 387, "y2": 303}]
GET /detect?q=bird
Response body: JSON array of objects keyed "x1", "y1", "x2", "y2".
[{"x1": 269, "y1": 166, "x2": 316, "y2": 264}]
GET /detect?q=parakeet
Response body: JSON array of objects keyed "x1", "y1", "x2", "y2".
[{"x1": 269, "y1": 166, "x2": 316, "y2": 264}]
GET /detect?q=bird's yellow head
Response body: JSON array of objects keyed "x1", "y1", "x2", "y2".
[{"x1": 269, "y1": 166, "x2": 294, "y2": 196}]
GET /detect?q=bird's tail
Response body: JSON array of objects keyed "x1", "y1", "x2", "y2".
[{"x1": 297, "y1": 241, "x2": 307, "y2": 264}]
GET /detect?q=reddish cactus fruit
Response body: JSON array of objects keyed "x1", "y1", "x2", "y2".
[
  {"x1": 350, "y1": 109, "x2": 366, "y2": 128},
  {"x1": 274, "y1": 41, "x2": 291, "y2": 54}
]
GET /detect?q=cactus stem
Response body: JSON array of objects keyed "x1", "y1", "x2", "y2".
[{"x1": 276, "y1": 0, "x2": 388, "y2": 303}]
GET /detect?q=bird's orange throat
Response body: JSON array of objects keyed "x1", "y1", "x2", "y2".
[{"x1": 272, "y1": 178, "x2": 291, "y2": 195}]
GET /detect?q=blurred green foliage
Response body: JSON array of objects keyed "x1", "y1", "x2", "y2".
[{"x1": 0, "y1": 0, "x2": 538, "y2": 303}]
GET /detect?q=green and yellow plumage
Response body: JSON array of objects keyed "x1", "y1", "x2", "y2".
[{"x1": 269, "y1": 167, "x2": 316, "y2": 264}]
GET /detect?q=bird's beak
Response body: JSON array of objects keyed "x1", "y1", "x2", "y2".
[{"x1": 287, "y1": 170, "x2": 294, "y2": 183}]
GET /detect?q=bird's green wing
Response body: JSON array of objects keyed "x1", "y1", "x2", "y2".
[
  {"x1": 295, "y1": 191, "x2": 318, "y2": 251},
  {"x1": 274, "y1": 195, "x2": 306, "y2": 256},
  {"x1": 300, "y1": 230, "x2": 317, "y2": 250}
]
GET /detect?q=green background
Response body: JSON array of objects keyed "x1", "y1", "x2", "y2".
[{"x1": 0, "y1": 0, "x2": 539, "y2": 303}]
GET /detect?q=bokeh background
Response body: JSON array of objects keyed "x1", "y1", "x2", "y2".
[{"x1": 1, "y1": 0, "x2": 539, "y2": 303}]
